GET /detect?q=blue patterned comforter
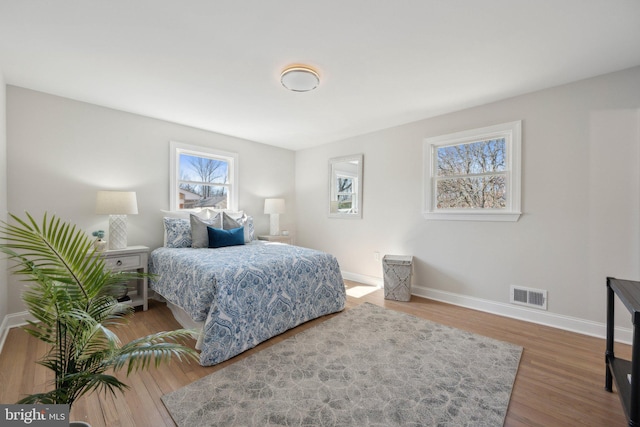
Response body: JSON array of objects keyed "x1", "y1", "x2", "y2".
[{"x1": 149, "y1": 242, "x2": 346, "y2": 366}]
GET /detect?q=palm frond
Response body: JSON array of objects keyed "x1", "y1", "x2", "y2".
[
  {"x1": 111, "y1": 330, "x2": 199, "y2": 374},
  {"x1": 87, "y1": 295, "x2": 133, "y2": 325},
  {"x1": 0, "y1": 213, "x2": 103, "y2": 300},
  {"x1": 17, "y1": 392, "x2": 58, "y2": 405},
  {"x1": 67, "y1": 372, "x2": 130, "y2": 403},
  {"x1": 0, "y1": 212, "x2": 198, "y2": 410}
]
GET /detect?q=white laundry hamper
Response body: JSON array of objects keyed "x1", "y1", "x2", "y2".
[{"x1": 382, "y1": 255, "x2": 413, "y2": 301}]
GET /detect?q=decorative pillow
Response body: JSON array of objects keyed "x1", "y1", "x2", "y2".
[
  {"x1": 222, "y1": 212, "x2": 254, "y2": 242},
  {"x1": 161, "y1": 208, "x2": 207, "y2": 219},
  {"x1": 162, "y1": 209, "x2": 211, "y2": 246},
  {"x1": 207, "y1": 209, "x2": 244, "y2": 220},
  {"x1": 190, "y1": 213, "x2": 222, "y2": 248},
  {"x1": 237, "y1": 215, "x2": 255, "y2": 242},
  {"x1": 222, "y1": 211, "x2": 241, "y2": 229},
  {"x1": 207, "y1": 226, "x2": 245, "y2": 248},
  {"x1": 163, "y1": 217, "x2": 192, "y2": 248}
]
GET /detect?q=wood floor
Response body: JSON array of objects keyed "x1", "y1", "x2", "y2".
[{"x1": 0, "y1": 281, "x2": 632, "y2": 426}]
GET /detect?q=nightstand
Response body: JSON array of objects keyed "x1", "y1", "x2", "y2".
[
  {"x1": 100, "y1": 245, "x2": 149, "y2": 311},
  {"x1": 258, "y1": 235, "x2": 292, "y2": 244}
]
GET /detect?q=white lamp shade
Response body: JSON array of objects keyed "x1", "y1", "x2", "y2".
[
  {"x1": 264, "y1": 198, "x2": 286, "y2": 215},
  {"x1": 95, "y1": 191, "x2": 138, "y2": 215}
]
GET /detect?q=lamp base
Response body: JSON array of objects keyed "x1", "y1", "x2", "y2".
[
  {"x1": 269, "y1": 214, "x2": 280, "y2": 236},
  {"x1": 108, "y1": 215, "x2": 128, "y2": 250}
]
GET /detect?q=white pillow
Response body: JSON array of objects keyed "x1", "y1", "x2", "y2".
[
  {"x1": 205, "y1": 208, "x2": 244, "y2": 220},
  {"x1": 161, "y1": 208, "x2": 208, "y2": 219}
]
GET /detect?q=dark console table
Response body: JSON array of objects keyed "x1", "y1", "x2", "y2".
[{"x1": 606, "y1": 277, "x2": 640, "y2": 426}]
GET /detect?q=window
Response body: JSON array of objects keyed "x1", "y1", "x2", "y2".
[
  {"x1": 329, "y1": 154, "x2": 363, "y2": 218},
  {"x1": 170, "y1": 141, "x2": 238, "y2": 211},
  {"x1": 336, "y1": 175, "x2": 357, "y2": 211},
  {"x1": 423, "y1": 121, "x2": 521, "y2": 221}
]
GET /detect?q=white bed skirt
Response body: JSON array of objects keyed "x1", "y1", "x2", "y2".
[{"x1": 164, "y1": 299, "x2": 206, "y2": 351}]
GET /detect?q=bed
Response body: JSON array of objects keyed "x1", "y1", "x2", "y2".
[{"x1": 149, "y1": 238, "x2": 346, "y2": 366}]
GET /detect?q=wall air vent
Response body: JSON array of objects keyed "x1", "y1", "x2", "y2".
[{"x1": 510, "y1": 285, "x2": 547, "y2": 310}]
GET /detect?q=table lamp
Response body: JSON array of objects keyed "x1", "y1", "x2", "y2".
[
  {"x1": 95, "y1": 190, "x2": 138, "y2": 250},
  {"x1": 264, "y1": 198, "x2": 285, "y2": 236}
]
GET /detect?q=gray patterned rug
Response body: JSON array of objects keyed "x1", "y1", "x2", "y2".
[{"x1": 162, "y1": 303, "x2": 522, "y2": 426}]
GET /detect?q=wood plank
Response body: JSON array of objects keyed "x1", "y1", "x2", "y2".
[{"x1": 0, "y1": 280, "x2": 631, "y2": 426}]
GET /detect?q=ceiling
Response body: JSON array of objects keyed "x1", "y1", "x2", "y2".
[{"x1": 1, "y1": 1, "x2": 639, "y2": 151}]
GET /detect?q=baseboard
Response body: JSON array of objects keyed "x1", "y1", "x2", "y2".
[
  {"x1": 0, "y1": 311, "x2": 34, "y2": 354},
  {"x1": 341, "y1": 271, "x2": 383, "y2": 288},
  {"x1": 341, "y1": 270, "x2": 633, "y2": 345},
  {"x1": 411, "y1": 284, "x2": 632, "y2": 344}
]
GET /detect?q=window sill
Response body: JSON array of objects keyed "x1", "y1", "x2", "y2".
[{"x1": 422, "y1": 211, "x2": 522, "y2": 222}]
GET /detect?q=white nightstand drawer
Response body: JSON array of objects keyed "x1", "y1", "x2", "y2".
[
  {"x1": 97, "y1": 246, "x2": 150, "y2": 311},
  {"x1": 104, "y1": 255, "x2": 142, "y2": 271}
]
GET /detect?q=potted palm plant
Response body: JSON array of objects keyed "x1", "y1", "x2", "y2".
[{"x1": 0, "y1": 212, "x2": 198, "y2": 425}]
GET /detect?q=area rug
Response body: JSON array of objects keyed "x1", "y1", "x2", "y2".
[{"x1": 162, "y1": 302, "x2": 522, "y2": 426}]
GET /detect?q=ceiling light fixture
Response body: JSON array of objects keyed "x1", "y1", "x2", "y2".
[{"x1": 280, "y1": 66, "x2": 320, "y2": 92}]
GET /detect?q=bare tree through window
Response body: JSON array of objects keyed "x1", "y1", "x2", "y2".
[
  {"x1": 423, "y1": 121, "x2": 521, "y2": 221},
  {"x1": 178, "y1": 154, "x2": 229, "y2": 209},
  {"x1": 337, "y1": 177, "x2": 354, "y2": 210},
  {"x1": 436, "y1": 138, "x2": 507, "y2": 209}
]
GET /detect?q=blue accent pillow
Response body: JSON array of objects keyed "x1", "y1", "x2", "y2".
[{"x1": 207, "y1": 226, "x2": 245, "y2": 248}]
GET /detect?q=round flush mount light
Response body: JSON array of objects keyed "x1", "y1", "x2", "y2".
[{"x1": 280, "y1": 66, "x2": 320, "y2": 92}]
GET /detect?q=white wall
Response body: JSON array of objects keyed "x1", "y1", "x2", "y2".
[
  {"x1": 5, "y1": 68, "x2": 640, "y2": 334},
  {"x1": 6, "y1": 86, "x2": 295, "y2": 313},
  {"x1": 296, "y1": 66, "x2": 640, "y2": 331}
]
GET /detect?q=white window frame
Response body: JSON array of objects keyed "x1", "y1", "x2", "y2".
[
  {"x1": 169, "y1": 141, "x2": 239, "y2": 211},
  {"x1": 422, "y1": 121, "x2": 522, "y2": 222}
]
